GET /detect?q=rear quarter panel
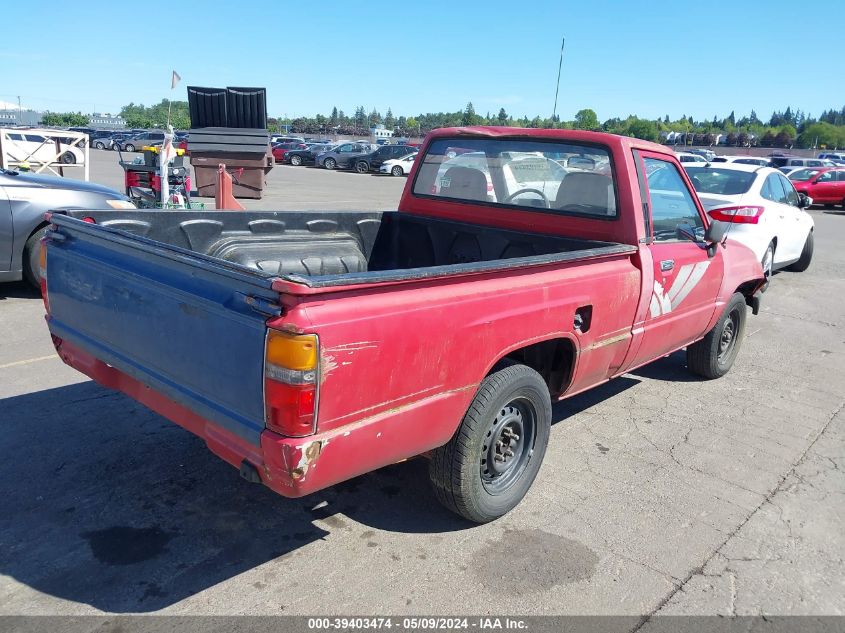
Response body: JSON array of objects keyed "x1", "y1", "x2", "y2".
[{"x1": 272, "y1": 253, "x2": 641, "y2": 450}]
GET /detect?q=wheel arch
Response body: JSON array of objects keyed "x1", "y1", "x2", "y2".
[{"x1": 485, "y1": 336, "x2": 578, "y2": 399}]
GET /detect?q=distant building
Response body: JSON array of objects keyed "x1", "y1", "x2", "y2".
[
  {"x1": 370, "y1": 124, "x2": 393, "y2": 141},
  {"x1": 0, "y1": 109, "x2": 41, "y2": 127},
  {"x1": 89, "y1": 113, "x2": 126, "y2": 129}
]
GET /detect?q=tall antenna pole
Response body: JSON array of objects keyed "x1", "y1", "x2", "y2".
[{"x1": 551, "y1": 37, "x2": 565, "y2": 123}]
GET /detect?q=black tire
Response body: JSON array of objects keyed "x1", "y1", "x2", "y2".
[
  {"x1": 429, "y1": 363, "x2": 551, "y2": 523},
  {"x1": 391, "y1": 165, "x2": 404, "y2": 176},
  {"x1": 60, "y1": 152, "x2": 76, "y2": 164},
  {"x1": 824, "y1": 203, "x2": 834, "y2": 209},
  {"x1": 125, "y1": 143, "x2": 136, "y2": 152},
  {"x1": 290, "y1": 154, "x2": 303, "y2": 166},
  {"x1": 355, "y1": 160, "x2": 369, "y2": 174},
  {"x1": 323, "y1": 157, "x2": 336, "y2": 170},
  {"x1": 786, "y1": 231, "x2": 813, "y2": 272},
  {"x1": 23, "y1": 227, "x2": 47, "y2": 288},
  {"x1": 687, "y1": 292, "x2": 747, "y2": 379},
  {"x1": 94, "y1": 141, "x2": 105, "y2": 150}
]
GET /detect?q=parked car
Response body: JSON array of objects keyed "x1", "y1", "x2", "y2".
[
  {"x1": 379, "y1": 153, "x2": 417, "y2": 176},
  {"x1": 270, "y1": 135, "x2": 305, "y2": 145},
  {"x1": 2, "y1": 132, "x2": 85, "y2": 165},
  {"x1": 711, "y1": 156, "x2": 770, "y2": 167},
  {"x1": 686, "y1": 148, "x2": 716, "y2": 161},
  {"x1": 107, "y1": 133, "x2": 134, "y2": 151},
  {"x1": 353, "y1": 145, "x2": 420, "y2": 173},
  {"x1": 791, "y1": 167, "x2": 845, "y2": 208},
  {"x1": 675, "y1": 152, "x2": 708, "y2": 164},
  {"x1": 40, "y1": 127, "x2": 768, "y2": 523},
  {"x1": 90, "y1": 130, "x2": 117, "y2": 149},
  {"x1": 284, "y1": 143, "x2": 334, "y2": 166},
  {"x1": 271, "y1": 142, "x2": 307, "y2": 163},
  {"x1": 315, "y1": 142, "x2": 376, "y2": 169},
  {"x1": 769, "y1": 156, "x2": 834, "y2": 169},
  {"x1": 67, "y1": 127, "x2": 96, "y2": 147},
  {"x1": 817, "y1": 152, "x2": 845, "y2": 163},
  {"x1": 684, "y1": 163, "x2": 814, "y2": 277},
  {"x1": 0, "y1": 168, "x2": 134, "y2": 287},
  {"x1": 121, "y1": 131, "x2": 165, "y2": 153}
]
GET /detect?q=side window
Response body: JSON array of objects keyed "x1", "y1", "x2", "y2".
[
  {"x1": 817, "y1": 171, "x2": 834, "y2": 182},
  {"x1": 643, "y1": 157, "x2": 704, "y2": 241},
  {"x1": 766, "y1": 174, "x2": 788, "y2": 203},
  {"x1": 778, "y1": 175, "x2": 799, "y2": 206},
  {"x1": 25, "y1": 135, "x2": 46, "y2": 143},
  {"x1": 761, "y1": 176, "x2": 775, "y2": 201},
  {"x1": 837, "y1": 171, "x2": 845, "y2": 182}
]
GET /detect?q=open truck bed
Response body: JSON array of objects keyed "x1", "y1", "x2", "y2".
[{"x1": 55, "y1": 210, "x2": 634, "y2": 290}]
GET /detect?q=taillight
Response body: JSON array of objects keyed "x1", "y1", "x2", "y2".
[
  {"x1": 39, "y1": 237, "x2": 49, "y2": 312},
  {"x1": 264, "y1": 330, "x2": 319, "y2": 437},
  {"x1": 708, "y1": 205, "x2": 765, "y2": 224}
]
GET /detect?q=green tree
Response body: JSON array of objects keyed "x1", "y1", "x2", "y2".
[
  {"x1": 384, "y1": 108, "x2": 395, "y2": 129},
  {"x1": 41, "y1": 112, "x2": 90, "y2": 127},
  {"x1": 626, "y1": 118, "x2": 659, "y2": 141},
  {"x1": 573, "y1": 108, "x2": 599, "y2": 130},
  {"x1": 497, "y1": 108, "x2": 508, "y2": 124},
  {"x1": 330, "y1": 107, "x2": 338, "y2": 126},
  {"x1": 354, "y1": 106, "x2": 366, "y2": 130},
  {"x1": 462, "y1": 102, "x2": 481, "y2": 126},
  {"x1": 406, "y1": 117, "x2": 419, "y2": 135}
]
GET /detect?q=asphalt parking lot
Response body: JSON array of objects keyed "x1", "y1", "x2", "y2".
[{"x1": 0, "y1": 158, "x2": 843, "y2": 619}]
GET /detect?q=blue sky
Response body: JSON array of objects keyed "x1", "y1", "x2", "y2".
[{"x1": 1, "y1": 1, "x2": 842, "y2": 122}]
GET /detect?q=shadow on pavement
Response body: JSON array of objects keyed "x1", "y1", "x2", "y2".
[
  {"x1": 0, "y1": 357, "x2": 683, "y2": 612},
  {"x1": 0, "y1": 281, "x2": 40, "y2": 300}
]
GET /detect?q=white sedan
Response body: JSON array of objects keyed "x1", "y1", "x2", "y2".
[
  {"x1": 379, "y1": 153, "x2": 416, "y2": 176},
  {"x1": 684, "y1": 163, "x2": 814, "y2": 277}
]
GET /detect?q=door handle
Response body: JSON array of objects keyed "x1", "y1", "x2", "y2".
[{"x1": 660, "y1": 259, "x2": 674, "y2": 272}]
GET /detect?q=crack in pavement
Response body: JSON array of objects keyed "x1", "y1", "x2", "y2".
[{"x1": 630, "y1": 398, "x2": 845, "y2": 631}]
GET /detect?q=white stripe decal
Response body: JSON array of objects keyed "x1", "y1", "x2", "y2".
[
  {"x1": 666, "y1": 264, "x2": 694, "y2": 302},
  {"x1": 670, "y1": 261, "x2": 711, "y2": 309}
]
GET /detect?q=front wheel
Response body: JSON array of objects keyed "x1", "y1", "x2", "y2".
[
  {"x1": 429, "y1": 363, "x2": 551, "y2": 523},
  {"x1": 687, "y1": 292, "x2": 747, "y2": 379},
  {"x1": 786, "y1": 231, "x2": 813, "y2": 272},
  {"x1": 355, "y1": 160, "x2": 369, "y2": 174},
  {"x1": 124, "y1": 144, "x2": 136, "y2": 152},
  {"x1": 323, "y1": 157, "x2": 336, "y2": 169},
  {"x1": 94, "y1": 141, "x2": 105, "y2": 150},
  {"x1": 60, "y1": 152, "x2": 76, "y2": 164},
  {"x1": 391, "y1": 165, "x2": 404, "y2": 176}
]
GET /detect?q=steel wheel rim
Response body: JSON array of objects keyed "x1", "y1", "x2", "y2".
[
  {"x1": 480, "y1": 397, "x2": 536, "y2": 494},
  {"x1": 291, "y1": 156, "x2": 301, "y2": 165},
  {"x1": 718, "y1": 310, "x2": 739, "y2": 362}
]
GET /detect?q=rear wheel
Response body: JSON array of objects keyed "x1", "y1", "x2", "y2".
[
  {"x1": 94, "y1": 141, "x2": 105, "y2": 150},
  {"x1": 60, "y1": 152, "x2": 76, "y2": 164},
  {"x1": 391, "y1": 165, "x2": 404, "y2": 176},
  {"x1": 290, "y1": 155, "x2": 303, "y2": 166},
  {"x1": 687, "y1": 292, "x2": 747, "y2": 379},
  {"x1": 323, "y1": 157, "x2": 336, "y2": 170},
  {"x1": 786, "y1": 231, "x2": 813, "y2": 272},
  {"x1": 355, "y1": 160, "x2": 369, "y2": 174},
  {"x1": 429, "y1": 363, "x2": 551, "y2": 523},
  {"x1": 23, "y1": 227, "x2": 47, "y2": 288},
  {"x1": 125, "y1": 143, "x2": 136, "y2": 152}
]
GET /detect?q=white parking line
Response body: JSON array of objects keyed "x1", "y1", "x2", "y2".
[{"x1": 0, "y1": 354, "x2": 59, "y2": 370}]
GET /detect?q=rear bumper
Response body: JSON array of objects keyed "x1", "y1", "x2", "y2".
[{"x1": 51, "y1": 335, "x2": 469, "y2": 498}]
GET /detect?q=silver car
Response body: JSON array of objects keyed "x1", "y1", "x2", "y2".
[{"x1": 0, "y1": 168, "x2": 135, "y2": 286}]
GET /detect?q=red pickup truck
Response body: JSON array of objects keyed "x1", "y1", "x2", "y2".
[{"x1": 41, "y1": 127, "x2": 765, "y2": 523}]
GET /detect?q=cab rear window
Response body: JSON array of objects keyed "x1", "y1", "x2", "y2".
[{"x1": 412, "y1": 137, "x2": 617, "y2": 218}]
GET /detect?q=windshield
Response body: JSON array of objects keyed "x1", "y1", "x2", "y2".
[
  {"x1": 684, "y1": 167, "x2": 756, "y2": 195},
  {"x1": 788, "y1": 168, "x2": 822, "y2": 181},
  {"x1": 412, "y1": 137, "x2": 616, "y2": 217}
]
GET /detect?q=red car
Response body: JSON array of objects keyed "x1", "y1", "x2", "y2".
[
  {"x1": 792, "y1": 167, "x2": 845, "y2": 208},
  {"x1": 272, "y1": 142, "x2": 307, "y2": 163}
]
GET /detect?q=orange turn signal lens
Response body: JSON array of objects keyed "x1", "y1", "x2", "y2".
[
  {"x1": 266, "y1": 331, "x2": 318, "y2": 371},
  {"x1": 39, "y1": 240, "x2": 48, "y2": 276}
]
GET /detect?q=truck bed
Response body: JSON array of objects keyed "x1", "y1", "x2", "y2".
[{"x1": 60, "y1": 210, "x2": 636, "y2": 289}]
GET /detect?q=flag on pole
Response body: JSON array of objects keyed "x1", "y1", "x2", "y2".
[{"x1": 171, "y1": 70, "x2": 181, "y2": 90}]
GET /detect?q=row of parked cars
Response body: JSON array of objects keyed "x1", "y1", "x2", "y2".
[{"x1": 270, "y1": 136, "x2": 420, "y2": 176}]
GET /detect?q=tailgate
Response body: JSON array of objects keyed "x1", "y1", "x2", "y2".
[{"x1": 45, "y1": 215, "x2": 279, "y2": 445}]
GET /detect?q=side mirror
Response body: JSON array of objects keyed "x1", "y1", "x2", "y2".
[
  {"x1": 703, "y1": 220, "x2": 728, "y2": 257},
  {"x1": 798, "y1": 193, "x2": 812, "y2": 208}
]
